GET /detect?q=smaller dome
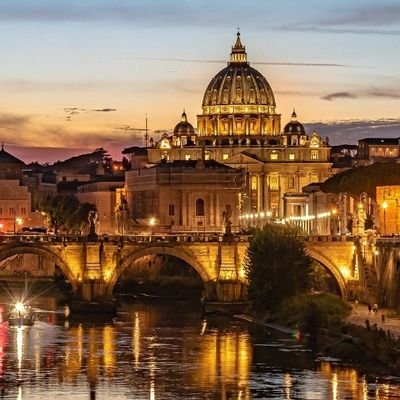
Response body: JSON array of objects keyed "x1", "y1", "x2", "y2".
[
  {"x1": 284, "y1": 109, "x2": 305, "y2": 135},
  {"x1": 173, "y1": 110, "x2": 195, "y2": 136}
]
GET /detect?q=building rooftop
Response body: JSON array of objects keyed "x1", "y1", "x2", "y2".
[
  {"x1": 154, "y1": 159, "x2": 237, "y2": 171},
  {"x1": 0, "y1": 145, "x2": 26, "y2": 166},
  {"x1": 122, "y1": 146, "x2": 148, "y2": 156},
  {"x1": 358, "y1": 138, "x2": 399, "y2": 145}
]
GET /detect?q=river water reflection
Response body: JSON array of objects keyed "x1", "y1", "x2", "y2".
[{"x1": 0, "y1": 295, "x2": 399, "y2": 399}]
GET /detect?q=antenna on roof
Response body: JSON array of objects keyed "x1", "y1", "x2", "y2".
[{"x1": 145, "y1": 114, "x2": 148, "y2": 148}]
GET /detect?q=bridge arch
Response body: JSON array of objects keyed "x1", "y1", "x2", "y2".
[
  {"x1": 0, "y1": 244, "x2": 78, "y2": 291},
  {"x1": 106, "y1": 245, "x2": 210, "y2": 297},
  {"x1": 306, "y1": 247, "x2": 348, "y2": 298}
]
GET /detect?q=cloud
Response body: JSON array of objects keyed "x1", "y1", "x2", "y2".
[
  {"x1": 304, "y1": 118, "x2": 400, "y2": 145},
  {"x1": 319, "y1": 4, "x2": 400, "y2": 27},
  {"x1": 0, "y1": 108, "x2": 139, "y2": 162},
  {"x1": 92, "y1": 108, "x2": 116, "y2": 112},
  {"x1": 132, "y1": 57, "x2": 353, "y2": 68},
  {"x1": 0, "y1": 1, "x2": 262, "y2": 27},
  {"x1": 322, "y1": 89, "x2": 400, "y2": 101},
  {"x1": 279, "y1": 4, "x2": 400, "y2": 36},
  {"x1": 365, "y1": 90, "x2": 400, "y2": 99},
  {"x1": 0, "y1": 112, "x2": 32, "y2": 130},
  {"x1": 113, "y1": 125, "x2": 147, "y2": 132},
  {"x1": 280, "y1": 25, "x2": 400, "y2": 36},
  {"x1": 322, "y1": 92, "x2": 358, "y2": 101},
  {"x1": 64, "y1": 106, "x2": 116, "y2": 120}
]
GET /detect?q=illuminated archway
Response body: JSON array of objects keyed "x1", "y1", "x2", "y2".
[
  {"x1": 105, "y1": 245, "x2": 209, "y2": 297},
  {"x1": 0, "y1": 244, "x2": 78, "y2": 291},
  {"x1": 306, "y1": 247, "x2": 348, "y2": 298}
]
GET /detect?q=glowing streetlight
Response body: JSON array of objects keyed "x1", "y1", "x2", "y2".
[
  {"x1": 382, "y1": 201, "x2": 388, "y2": 235},
  {"x1": 148, "y1": 217, "x2": 156, "y2": 235},
  {"x1": 14, "y1": 217, "x2": 23, "y2": 234}
]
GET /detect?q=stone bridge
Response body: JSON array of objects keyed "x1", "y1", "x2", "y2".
[{"x1": 0, "y1": 234, "x2": 361, "y2": 302}]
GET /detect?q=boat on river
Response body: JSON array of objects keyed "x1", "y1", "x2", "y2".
[{"x1": 8, "y1": 302, "x2": 35, "y2": 326}]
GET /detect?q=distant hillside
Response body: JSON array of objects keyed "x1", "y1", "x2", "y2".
[
  {"x1": 321, "y1": 162, "x2": 400, "y2": 200},
  {"x1": 28, "y1": 148, "x2": 110, "y2": 175}
]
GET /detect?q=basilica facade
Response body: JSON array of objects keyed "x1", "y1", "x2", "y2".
[{"x1": 140, "y1": 33, "x2": 332, "y2": 228}]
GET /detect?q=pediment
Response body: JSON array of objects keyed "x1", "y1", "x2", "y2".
[{"x1": 223, "y1": 151, "x2": 263, "y2": 165}]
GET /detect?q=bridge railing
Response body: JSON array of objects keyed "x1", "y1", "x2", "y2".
[
  {"x1": 0, "y1": 233, "x2": 254, "y2": 245},
  {"x1": 303, "y1": 235, "x2": 355, "y2": 242},
  {"x1": 376, "y1": 237, "x2": 400, "y2": 244},
  {"x1": 0, "y1": 233, "x2": 358, "y2": 245}
]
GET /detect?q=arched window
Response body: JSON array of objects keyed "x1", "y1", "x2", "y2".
[{"x1": 196, "y1": 199, "x2": 205, "y2": 216}]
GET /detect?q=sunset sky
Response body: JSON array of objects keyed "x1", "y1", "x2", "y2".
[{"x1": 0, "y1": 0, "x2": 399, "y2": 163}]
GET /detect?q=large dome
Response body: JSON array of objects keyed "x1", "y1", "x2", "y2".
[
  {"x1": 202, "y1": 33, "x2": 276, "y2": 111},
  {"x1": 197, "y1": 33, "x2": 281, "y2": 137}
]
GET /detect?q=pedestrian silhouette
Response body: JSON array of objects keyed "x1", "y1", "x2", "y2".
[
  {"x1": 381, "y1": 314, "x2": 385, "y2": 325},
  {"x1": 365, "y1": 319, "x2": 370, "y2": 330},
  {"x1": 373, "y1": 304, "x2": 378, "y2": 314},
  {"x1": 368, "y1": 304, "x2": 372, "y2": 314}
]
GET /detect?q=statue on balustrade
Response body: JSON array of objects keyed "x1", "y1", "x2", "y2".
[
  {"x1": 222, "y1": 205, "x2": 233, "y2": 240},
  {"x1": 87, "y1": 210, "x2": 98, "y2": 240}
]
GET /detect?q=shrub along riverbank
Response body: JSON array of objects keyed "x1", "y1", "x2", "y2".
[
  {"x1": 264, "y1": 293, "x2": 400, "y2": 375},
  {"x1": 243, "y1": 225, "x2": 400, "y2": 375}
]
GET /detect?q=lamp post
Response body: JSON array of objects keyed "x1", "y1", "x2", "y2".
[
  {"x1": 149, "y1": 217, "x2": 156, "y2": 236},
  {"x1": 382, "y1": 201, "x2": 388, "y2": 236},
  {"x1": 14, "y1": 217, "x2": 22, "y2": 234},
  {"x1": 331, "y1": 208, "x2": 338, "y2": 235}
]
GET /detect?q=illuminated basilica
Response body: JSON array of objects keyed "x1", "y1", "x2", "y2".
[{"x1": 127, "y1": 33, "x2": 333, "y2": 231}]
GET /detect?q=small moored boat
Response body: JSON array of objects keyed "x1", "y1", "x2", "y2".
[{"x1": 8, "y1": 302, "x2": 35, "y2": 326}]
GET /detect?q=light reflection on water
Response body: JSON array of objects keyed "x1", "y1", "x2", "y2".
[{"x1": 0, "y1": 296, "x2": 399, "y2": 399}]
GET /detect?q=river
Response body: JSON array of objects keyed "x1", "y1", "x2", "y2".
[{"x1": 0, "y1": 295, "x2": 399, "y2": 399}]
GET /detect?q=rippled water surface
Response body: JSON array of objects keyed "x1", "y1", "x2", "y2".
[{"x1": 0, "y1": 295, "x2": 400, "y2": 399}]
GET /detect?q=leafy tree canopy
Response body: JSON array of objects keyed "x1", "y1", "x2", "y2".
[
  {"x1": 244, "y1": 224, "x2": 312, "y2": 313},
  {"x1": 41, "y1": 195, "x2": 96, "y2": 234},
  {"x1": 321, "y1": 162, "x2": 400, "y2": 200}
]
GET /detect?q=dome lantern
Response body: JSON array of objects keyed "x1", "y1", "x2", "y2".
[{"x1": 230, "y1": 32, "x2": 247, "y2": 64}]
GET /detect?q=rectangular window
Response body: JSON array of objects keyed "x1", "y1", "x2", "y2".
[
  {"x1": 222, "y1": 153, "x2": 229, "y2": 160},
  {"x1": 0, "y1": 208, "x2": 2, "y2": 216},
  {"x1": 168, "y1": 204, "x2": 175, "y2": 216},
  {"x1": 289, "y1": 177, "x2": 295, "y2": 189},
  {"x1": 270, "y1": 153, "x2": 278, "y2": 160},
  {"x1": 185, "y1": 154, "x2": 191, "y2": 160},
  {"x1": 21, "y1": 207, "x2": 26, "y2": 216},
  {"x1": 204, "y1": 153, "x2": 211, "y2": 160},
  {"x1": 9, "y1": 207, "x2": 15, "y2": 216},
  {"x1": 289, "y1": 153, "x2": 295, "y2": 160},
  {"x1": 311, "y1": 150, "x2": 319, "y2": 160},
  {"x1": 270, "y1": 176, "x2": 279, "y2": 191}
]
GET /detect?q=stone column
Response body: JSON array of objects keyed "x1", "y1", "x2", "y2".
[{"x1": 257, "y1": 174, "x2": 262, "y2": 212}]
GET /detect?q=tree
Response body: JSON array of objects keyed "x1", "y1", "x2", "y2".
[
  {"x1": 244, "y1": 224, "x2": 312, "y2": 313},
  {"x1": 41, "y1": 195, "x2": 96, "y2": 234},
  {"x1": 321, "y1": 162, "x2": 400, "y2": 200}
]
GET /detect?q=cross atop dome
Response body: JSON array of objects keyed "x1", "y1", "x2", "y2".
[
  {"x1": 291, "y1": 109, "x2": 297, "y2": 121},
  {"x1": 181, "y1": 109, "x2": 187, "y2": 122},
  {"x1": 230, "y1": 31, "x2": 247, "y2": 64}
]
